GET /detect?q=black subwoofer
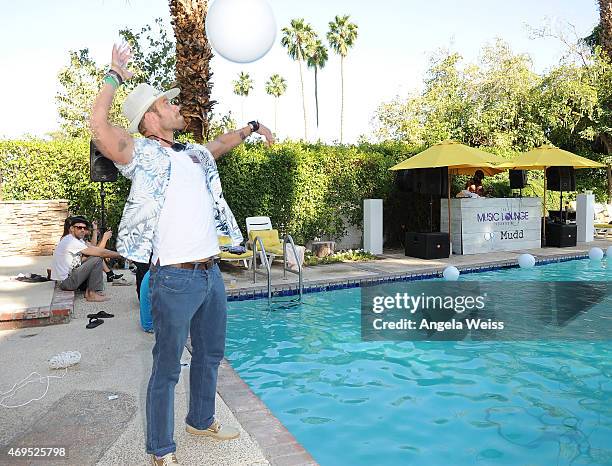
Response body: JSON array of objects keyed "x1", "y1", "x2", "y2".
[
  {"x1": 405, "y1": 232, "x2": 450, "y2": 259},
  {"x1": 545, "y1": 223, "x2": 577, "y2": 247},
  {"x1": 90, "y1": 140, "x2": 118, "y2": 182}
]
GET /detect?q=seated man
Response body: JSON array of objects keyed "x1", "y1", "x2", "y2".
[
  {"x1": 61, "y1": 216, "x2": 123, "y2": 282},
  {"x1": 51, "y1": 216, "x2": 122, "y2": 302}
]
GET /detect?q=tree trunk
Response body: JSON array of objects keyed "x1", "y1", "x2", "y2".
[
  {"x1": 599, "y1": 133, "x2": 612, "y2": 203},
  {"x1": 600, "y1": 0, "x2": 612, "y2": 56},
  {"x1": 314, "y1": 66, "x2": 319, "y2": 128},
  {"x1": 298, "y1": 57, "x2": 307, "y2": 140},
  {"x1": 274, "y1": 98, "x2": 278, "y2": 135},
  {"x1": 608, "y1": 163, "x2": 612, "y2": 203},
  {"x1": 169, "y1": 0, "x2": 216, "y2": 142},
  {"x1": 340, "y1": 56, "x2": 344, "y2": 143}
]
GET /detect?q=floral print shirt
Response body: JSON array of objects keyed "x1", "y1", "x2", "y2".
[{"x1": 114, "y1": 138, "x2": 243, "y2": 262}]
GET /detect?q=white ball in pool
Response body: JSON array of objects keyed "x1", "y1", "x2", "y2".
[
  {"x1": 206, "y1": 0, "x2": 277, "y2": 63},
  {"x1": 589, "y1": 247, "x2": 604, "y2": 261},
  {"x1": 518, "y1": 253, "x2": 536, "y2": 269},
  {"x1": 607, "y1": 246, "x2": 612, "y2": 258},
  {"x1": 443, "y1": 266, "x2": 460, "y2": 281}
]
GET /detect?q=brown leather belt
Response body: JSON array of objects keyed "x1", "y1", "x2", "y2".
[{"x1": 157, "y1": 258, "x2": 219, "y2": 270}]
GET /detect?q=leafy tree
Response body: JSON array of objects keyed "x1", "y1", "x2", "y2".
[
  {"x1": 232, "y1": 71, "x2": 254, "y2": 122},
  {"x1": 56, "y1": 50, "x2": 131, "y2": 137},
  {"x1": 327, "y1": 15, "x2": 358, "y2": 142},
  {"x1": 281, "y1": 18, "x2": 316, "y2": 140},
  {"x1": 118, "y1": 17, "x2": 176, "y2": 90},
  {"x1": 306, "y1": 38, "x2": 328, "y2": 128},
  {"x1": 265, "y1": 74, "x2": 288, "y2": 134},
  {"x1": 56, "y1": 18, "x2": 175, "y2": 138}
]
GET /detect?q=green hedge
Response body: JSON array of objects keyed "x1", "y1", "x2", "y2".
[
  {"x1": 0, "y1": 138, "x2": 130, "y2": 247},
  {"x1": 0, "y1": 138, "x2": 417, "y2": 245},
  {"x1": 1, "y1": 137, "x2": 606, "y2": 248}
]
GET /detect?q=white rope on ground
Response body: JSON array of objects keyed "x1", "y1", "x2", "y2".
[{"x1": 0, "y1": 351, "x2": 81, "y2": 409}]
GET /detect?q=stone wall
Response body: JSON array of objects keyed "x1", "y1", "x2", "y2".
[{"x1": 0, "y1": 200, "x2": 69, "y2": 257}]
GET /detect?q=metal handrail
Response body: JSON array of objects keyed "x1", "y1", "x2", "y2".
[
  {"x1": 252, "y1": 236, "x2": 271, "y2": 302},
  {"x1": 282, "y1": 235, "x2": 303, "y2": 300}
]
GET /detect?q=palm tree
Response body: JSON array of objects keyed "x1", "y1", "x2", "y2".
[
  {"x1": 281, "y1": 18, "x2": 316, "y2": 140},
  {"x1": 599, "y1": 0, "x2": 612, "y2": 55},
  {"x1": 265, "y1": 74, "x2": 288, "y2": 134},
  {"x1": 327, "y1": 15, "x2": 358, "y2": 142},
  {"x1": 232, "y1": 71, "x2": 254, "y2": 122},
  {"x1": 169, "y1": 0, "x2": 216, "y2": 142},
  {"x1": 306, "y1": 38, "x2": 328, "y2": 128}
]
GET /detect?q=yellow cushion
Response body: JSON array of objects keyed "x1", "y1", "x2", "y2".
[
  {"x1": 594, "y1": 223, "x2": 612, "y2": 229},
  {"x1": 220, "y1": 251, "x2": 252, "y2": 260},
  {"x1": 248, "y1": 229, "x2": 281, "y2": 249}
]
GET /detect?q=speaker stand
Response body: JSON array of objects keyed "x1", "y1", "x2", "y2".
[
  {"x1": 429, "y1": 195, "x2": 433, "y2": 233},
  {"x1": 100, "y1": 182, "x2": 107, "y2": 234}
]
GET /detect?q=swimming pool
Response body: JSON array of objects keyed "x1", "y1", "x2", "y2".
[{"x1": 226, "y1": 259, "x2": 612, "y2": 466}]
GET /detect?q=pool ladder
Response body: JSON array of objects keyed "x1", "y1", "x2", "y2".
[{"x1": 252, "y1": 234, "x2": 303, "y2": 305}]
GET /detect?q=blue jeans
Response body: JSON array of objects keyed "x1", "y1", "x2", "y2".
[{"x1": 146, "y1": 263, "x2": 227, "y2": 457}]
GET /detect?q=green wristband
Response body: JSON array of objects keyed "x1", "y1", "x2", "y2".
[{"x1": 104, "y1": 74, "x2": 119, "y2": 90}]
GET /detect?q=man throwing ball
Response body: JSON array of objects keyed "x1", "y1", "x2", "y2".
[{"x1": 90, "y1": 43, "x2": 273, "y2": 465}]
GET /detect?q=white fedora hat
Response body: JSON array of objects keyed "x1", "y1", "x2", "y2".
[{"x1": 122, "y1": 83, "x2": 180, "y2": 134}]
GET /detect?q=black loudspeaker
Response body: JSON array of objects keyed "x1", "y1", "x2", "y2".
[
  {"x1": 546, "y1": 166, "x2": 575, "y2": 192},
  {"x1": 405, "y1": 232, "x2": 450, "y2": 259},
  {"x1": 395, "y1": 170, "x2": 416, "y2": 192},
  {"x1": 509, "y1": 169, "x2": 528, "y2": 189},
  {"x1": 90, "y1": 140, "x2": 118, "y2": 182},
  {"x1": 545, "y1": 223, "x2": 577, "y2": 247},
  {"x1": 395, "y1": 168, "x2": 448, "y2": 197},
  {"x1": 414, "y1": 167, "x2": 448, "y2": 197}
]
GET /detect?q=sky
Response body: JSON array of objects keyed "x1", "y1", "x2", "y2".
[{"x1": 0, "y1": 0, "x2": 599, "y2": 143}]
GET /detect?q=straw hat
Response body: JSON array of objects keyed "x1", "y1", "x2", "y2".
[{"x1": 122, "y1": 83, "x2": 180, "y2": 134}]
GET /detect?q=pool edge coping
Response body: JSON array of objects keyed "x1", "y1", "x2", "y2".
[
  {"x1": 216, "y1": 360, "x2": 319, "y2": 466},
  {"x1": 226, "y1": 252, "x2": 591, "y2": 301}
]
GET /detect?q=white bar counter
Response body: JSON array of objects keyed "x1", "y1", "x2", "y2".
[{"x1": 440, "y1": 197, "x2": 542, "y2": 255}]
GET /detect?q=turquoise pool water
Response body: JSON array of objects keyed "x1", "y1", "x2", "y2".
[{"x1": 226, "y1": 259, "x2": 612, "y2": 466}]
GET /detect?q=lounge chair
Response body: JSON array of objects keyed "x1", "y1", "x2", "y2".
[
  {"x1": 218, "y1": 236, "x2": 251, "y2": 268},
  {"x1": 246, "y1": 216, "x2": 273, "y2": 234},
  {"x1": 594, "y1": 223, "x2": 612, "y2": 239},
  {"x1": 248, "y1": 229, "x2": 284, "y2": 263}
]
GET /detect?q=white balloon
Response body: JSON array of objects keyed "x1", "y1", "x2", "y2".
[
  {"x1": 443, "y1": 266, "x2": 460, "y2": 281},
  {"x1": 589, "y1": 247, "x2": 604, "y2": 261},
  {"x1": 607, "y1": 246, "x2": 612, "y2": 258},
  {"x1": 206, "y1": 0, "x2": 277, "y2": 63},
  {"x1": 518, "y1": 254, "x2": 536, "y2": 269}
]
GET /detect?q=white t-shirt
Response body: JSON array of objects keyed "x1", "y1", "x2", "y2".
[
  {"x1": 152, "y1": 148, "x2": 220, "y2": 266},
  {"x1": 51, "y1": 235, "x2": 88, "y2": 281}
]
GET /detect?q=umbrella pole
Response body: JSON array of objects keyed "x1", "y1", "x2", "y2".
[
  {"x1": 543, "y1": 167, "x2": 547, "y2": 246},
  {"x1": 448, "y1": 172, "x2": 451, "y2": 254}
]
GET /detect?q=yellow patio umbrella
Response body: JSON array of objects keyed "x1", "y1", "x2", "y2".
[
  {"x1": 389, "y1": 140, "x2": 507, "y2": 250},
  {"x1": 496, "y1": 144, "x2": 605, "y2": 240}
]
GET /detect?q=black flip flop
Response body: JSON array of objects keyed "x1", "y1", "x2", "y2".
[
  {"x1": 87, "y1": 311, "x2": 114, "y2": 319},
  {"x1": 86, "y1": 317, "x2": 104, "y2": 329}
]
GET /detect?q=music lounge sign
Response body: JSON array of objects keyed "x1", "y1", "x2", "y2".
[{"x1": 442, "y1": 198, "x2": 542, "y2": 254}]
